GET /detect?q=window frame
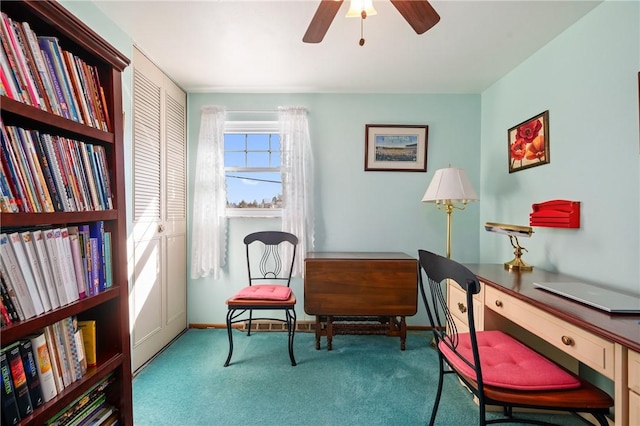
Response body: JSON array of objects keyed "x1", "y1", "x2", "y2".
[{"x1": 224, "y1": 120, "x2": 282, "y2": 218}]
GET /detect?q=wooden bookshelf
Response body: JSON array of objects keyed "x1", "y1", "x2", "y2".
[{"x1": 0, "y1": 1, "x2": 132, "y2": 424}]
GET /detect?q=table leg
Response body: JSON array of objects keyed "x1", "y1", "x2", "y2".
[
  {"x1": 400, "y1": 316, "x2": 407, "y2": 351},
  {"x1": 315, "y1": 316, "x2": 321, "y2": 350},
  {"x1": 327, "y1": 316, "x2": 333, "y2": 351}
]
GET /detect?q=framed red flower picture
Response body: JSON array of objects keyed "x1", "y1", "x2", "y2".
[{"x1": 508, "y1": 110, "x2": 550, "y2": 173}]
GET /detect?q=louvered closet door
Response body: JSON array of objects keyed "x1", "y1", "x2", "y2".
[{"x1": 131, "y1": 47, "x2": 187, "y2": 372}]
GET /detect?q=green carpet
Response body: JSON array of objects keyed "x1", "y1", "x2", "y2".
[{"x1": 133, "y1": 329, "x2": 590, "y2": 426}]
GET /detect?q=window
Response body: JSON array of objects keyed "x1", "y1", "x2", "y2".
[{"x1": 224, "y1": 121, "x2": 282, "y2": 216}]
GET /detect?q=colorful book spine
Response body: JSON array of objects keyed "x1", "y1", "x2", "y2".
[
  {"x1": 77, "y1": 320, "x2": 96, "y2": 368},
  {"x1": 29, "y1": 332, "x2": 58, "y2": 402},
  {"x1": 5, "y1": 342, "x2": 33, "y2": 418},
  {"x1": 42, "y1": 228, "x2": 69, "y2": 306},
  {"x1": 18, "y1": 339, "x2": 44, "y2": 408},
  {"x1": 1, "y1": 350, "x2": 21, "y2": 425},
  {"x1": 37, "y1": 36, "x2": 70, "y2": 119},
  {"x1": 88, "y1": 221, "x2": 105, "y2": 292}
]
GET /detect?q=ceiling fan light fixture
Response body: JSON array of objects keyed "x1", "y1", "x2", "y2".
[{"x1": 346, "y1": 0, "x2": 377, "y2": 18}]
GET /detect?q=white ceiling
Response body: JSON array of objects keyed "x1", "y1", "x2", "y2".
[{"x1": 90, "y1": 0, "x2": 601, "y2": 94}]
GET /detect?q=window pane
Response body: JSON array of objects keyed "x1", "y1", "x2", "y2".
[
  {"x1": 247, "y1": 134, "x2": 270, "y2": 151},
  {"x1": 271, "y1": 134, "x2": 280, "y2": 151},
  {"x1": 247, "y1": 151, "x2": 270, "y2": 167},
  {"x1": 224, "y1": 134, "x2": 245, "y2": 151},
  {"x1": 225, "y1": 171, "x2": 282, "y2": 208},
  {"x1": 225, "y1": 151, "x2": 245, "y2": 168}
]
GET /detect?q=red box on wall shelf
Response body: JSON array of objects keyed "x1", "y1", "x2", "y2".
[{"x1": 529, "y1": 200, "x2": 580, "y2": 228}]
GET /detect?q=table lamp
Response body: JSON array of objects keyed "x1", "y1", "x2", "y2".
[{"x1": 422, "y1": 167, "x2": 478, "y2": 258}]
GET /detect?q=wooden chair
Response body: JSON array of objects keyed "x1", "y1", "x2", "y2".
[
  {"x1": 417, "y1": 249, "x2": 614, "y2": 426},
  {"x1": 224, "y1": 231, "x2": 298, "y2": 367}
]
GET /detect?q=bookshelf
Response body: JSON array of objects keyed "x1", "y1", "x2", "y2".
[{"x1": 0, "y1": 0, "x2": 132, "y2": 424}]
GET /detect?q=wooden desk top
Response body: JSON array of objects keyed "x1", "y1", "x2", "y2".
[
  {"x1": 465, "y1": 264, "x2": 640, "y2": 353},
  {"x1": 306, "y1": 252, "x2": 415, "y2": 261}
]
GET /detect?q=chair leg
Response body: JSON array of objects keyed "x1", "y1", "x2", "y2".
[
  {"x1": 429, "y1": 355, "x2": 445, "y2": 426},
  {"x1": 247, "y1": 309, "x2": 253, "y2": 336},
  {"x1": 287, "y1": 308, "x2": 297, "y2": 366},
  {"x1": 224, "y1": 309, "x2": 234, "y2": 367}
]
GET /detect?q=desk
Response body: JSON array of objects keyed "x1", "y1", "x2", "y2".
[
  {"x1": 304, "y1": 252, "x2": 417, "y2": 350},
  {"x1": 463, "y1": 264, "x2": 640, "y2": 426}
]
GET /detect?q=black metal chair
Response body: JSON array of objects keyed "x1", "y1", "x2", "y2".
[
  {"x1": 417, "y1": 249, "x2": 613, "y2": 426},
  {"x1": 224, "y1": 231, "x2": 298, "y2": 367}
]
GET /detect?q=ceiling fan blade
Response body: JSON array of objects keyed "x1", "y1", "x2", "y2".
[
  {"x1": 390, "y1": 0, "x2": 441, "y2": 35},
  {"x1": 303, "y1": 0, "x2": 344, "y2": 43}
]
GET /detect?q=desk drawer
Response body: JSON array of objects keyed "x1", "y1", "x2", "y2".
[
  {"x1": 485, "y1": 285, "x2": 614, "y2": 379},
  {"x1": 629, "y1": 349, "x2": 640, "y2": 394},
  {"x1": 448, "y1": 281, "x2": 482, "y2": 330}
]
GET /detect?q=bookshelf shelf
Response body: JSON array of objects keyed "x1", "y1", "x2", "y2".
[{"x1": 0, "y1": 1, "x2": 132, "y2": 425}]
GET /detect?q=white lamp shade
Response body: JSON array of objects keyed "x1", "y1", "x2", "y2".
[
  {"x1": 422, "y1": 167, "x2": 478, "y2": 203},
  {"x1": 346, "y1": 0, "x2": 378, "y2": 17}
]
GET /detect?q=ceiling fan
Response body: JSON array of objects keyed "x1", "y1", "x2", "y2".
[{"x1": 303, "y1": 0, "x2": 441, "y2": 44}]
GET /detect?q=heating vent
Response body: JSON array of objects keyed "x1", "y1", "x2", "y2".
[{"x1": 241, "y1": 320, "x2": 316, "y2": 332}]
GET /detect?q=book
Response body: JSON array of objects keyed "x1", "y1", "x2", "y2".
[
  {"x1": 1, "y1": 121, "x2": 32, "y2": 211},
  {"x1": 18, "y1": 339, "x2": 44, "y2": 408},
  {"x1": 37, "y1": 36, "x2": 79, "y2": 122},
  {"x1": 37, "y1": 36, "x2": 70, "y2": 119},
  {"x1": 31, "y1": 129, "x2": 64, "y2": 212},
  {"x1": 0, "y1": 261, "x2": 24, "y2": 321},
  {"x1": 67, "y1": 227, "x2": 88, "y2": 299},
  {"x1": 29, "y1": 332, "x2": 58, "y2": 402},
  {"x1": 19, "y1": 127, "x2": 54, "y2": 212},
  {"x1": 73, "y1": 321, "x2": 88, "y2": 375},
  {"x1": 104, "y1": 231, "x2": 113, "y2": 289},
  {"x1": 0, "y1": 297, "x2": 12, "y2": 325},
  {"x1": 88, "y1": 221, "x2": 105, "y2": 292},
  {"x1": 5, "y1": 125, "x2": 41, "y2": 212},
  {"x1": 0, "y1": 272, "x2": 20, "y2": 323},
  {"x1": 5, "y1": 341, "x2": 33, "y2": 418},
  {"x1": 57, "y1": 228, "x2": 81, "y2": 302},
  {"x1": 21, "y1": 21, "x2": 60, "y2": 115},
  {"x1": 7, "y1": 232, "x2": 45, "y2": 315},
  {"x1": 62, "y1": 317, "x2": 83, "y2": 381},
  {"x1": 41, "y1": 133, "x2": 74, "y2": 211},
  {"x1": 32, "y1": 229, "x2": 61, "y2": 309},
  {"x1": 1, "y1": 350, "x2": 21, "y2": 425},
  {"x1": 77, "y1": 320, "x2": 96, "y2": 367},
  {"x1": 43, "y1": 325, "x2": 64, "y2": 393},
  {"x1": 20, "y1": 231, "x2": 52, "y2": 312},
  {"x1": 42, "y1": 228, "x2": 70, "y2": 306},
  {"x1": 45, "y1": 373, "x2": 114, "y2": 426},
  {"x1": 51, "y1": 320, "x2": 73, "y2": 387},
  {"x1": 0, "y1": 233, "x2": 37, "y2": 319}
]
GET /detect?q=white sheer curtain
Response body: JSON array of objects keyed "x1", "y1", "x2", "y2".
[
  {"x1": 278, "y1": 106, "x2": 314, "y2": 276},
  {"x1": 190, "y1": 105, "x2": 227, "y2": 279}
]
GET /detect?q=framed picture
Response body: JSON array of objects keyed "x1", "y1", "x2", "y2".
[
  {"x1": 364, "y1": 124, "x2": 428, "y2": 172},
  {"x1": 508, "y1": 110, "x2": 550, "y2": 173}
]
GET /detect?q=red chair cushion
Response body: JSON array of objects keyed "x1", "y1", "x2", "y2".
[
  {"x1": 439, "y1": 330, "x2": 581, "y2": 391},
  {"x1": 233, "y1": 285, "x2": 292, "y2": 300}
]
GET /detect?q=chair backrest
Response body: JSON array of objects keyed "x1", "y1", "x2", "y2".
[
  {"x1": 417, "y1": 249, "x2": 485, "y2": 389},
  {"x1": 244, "y1": 231, "x2": 298, "y2": 287}
]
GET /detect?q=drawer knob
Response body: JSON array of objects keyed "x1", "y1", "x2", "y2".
[
  {"x1": 457, "y1": 302, "x2": 467, "y2": 314},
  {"x1": 495, "y1": 300, "x2": 503, "y2": 307},
  {"x1": 561, "y1": 335, "x2": 574, "y2": 346}
]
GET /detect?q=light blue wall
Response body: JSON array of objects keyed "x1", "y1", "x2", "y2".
[
  {"x1": 480, "y1": 0, "x2": 640, "y2": 291},
  {"x1": 61, "y1": 0, "x2": 639, "y2": 328},
  {"x1": 187, "y1": 94, "x2": 481, "y2": 325}
]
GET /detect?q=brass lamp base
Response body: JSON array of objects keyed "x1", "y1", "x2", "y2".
[
  {"x1": 504, "y1": 236, "x2": 533, "y2": 271},
  {"x1": 504, "y1": 257, "x2": 533, "y2": 271}
]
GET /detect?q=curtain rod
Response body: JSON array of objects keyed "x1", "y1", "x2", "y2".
[{"x1": 226, "y1": 109, "x2": 278, "y2": 113}]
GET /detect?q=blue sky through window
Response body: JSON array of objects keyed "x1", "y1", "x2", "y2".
[{"x1": 224, "y1": 133, "x2": 282, "y2": 206}]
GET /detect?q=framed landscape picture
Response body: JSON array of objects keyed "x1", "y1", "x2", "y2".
[
  {"x1": 508, "y1": 110, "x2": 550, "y2": 173},
  {"x1": 364, "y1": 124, "x2": 428, "y2": 172}
]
